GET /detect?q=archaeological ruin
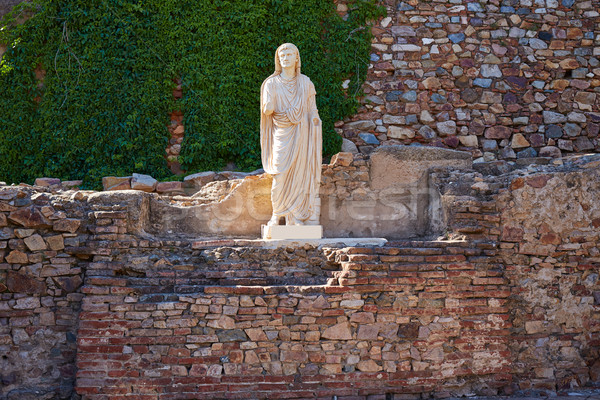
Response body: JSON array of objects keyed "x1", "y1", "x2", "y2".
[{"x1": 1, "y1": 0, "x2": 599, "y2": 399}]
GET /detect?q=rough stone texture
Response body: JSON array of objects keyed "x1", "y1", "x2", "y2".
[
  {"x1": 338, "y1": 0, "x2": 600, "y2": 161},
  {"x1": 1, "y1": 154, "x2": 600, "y2": 399},
  {"x1": 101, "y1": 176, "x2": 131, "y2": 191},
  {"x1": 130, "y1": 173, "x2": 157, "y2": 192}
]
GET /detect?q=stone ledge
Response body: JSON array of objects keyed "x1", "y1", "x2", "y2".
[{"x1": 192, "y1": 237, "x2": 387, "y2": 249}]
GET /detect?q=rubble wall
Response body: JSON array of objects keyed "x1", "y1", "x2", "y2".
[
  {"x1": 339, "y1": 0, "x2": 600, "y2": 161},
  {"x1": 0, "y1": 156, "x2": 599, "y2": 399}
]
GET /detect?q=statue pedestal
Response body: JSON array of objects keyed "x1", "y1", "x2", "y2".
[{"x1": 262, "y1": 225, "x2": 322, "y2": 240}]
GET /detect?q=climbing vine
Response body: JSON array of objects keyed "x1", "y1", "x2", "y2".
[{"x1": 0, "y1": 0, "x2": 384, "y2": 188}]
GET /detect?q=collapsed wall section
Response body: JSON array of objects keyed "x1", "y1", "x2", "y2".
[{"x1": 0, "y1": 154, "x2": 599, "y2": 399}]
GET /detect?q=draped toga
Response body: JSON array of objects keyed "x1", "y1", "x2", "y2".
[{"x1": 260, "y1": 74, "x2": 322, "y2": 223}]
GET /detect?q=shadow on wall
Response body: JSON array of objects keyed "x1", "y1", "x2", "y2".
[{"x1": 86, "y1": 145, "x2": 473, "y2": 240}]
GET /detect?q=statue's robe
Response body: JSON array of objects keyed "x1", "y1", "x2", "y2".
[{"x1": 260, "y1": 73, "x2": 322, "y2": 224}]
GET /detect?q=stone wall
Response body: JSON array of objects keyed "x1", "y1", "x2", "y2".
[
  {"x1": 338, "y1": 0, "x2": 600, "y2": 161},
  {"x1": 0, "y1": 154, "x2": 599, "y2": 399}
]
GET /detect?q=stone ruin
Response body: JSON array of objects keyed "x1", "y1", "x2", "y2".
[{"x1": 1, "y1": 145, "x2": 599, "y2": 400}]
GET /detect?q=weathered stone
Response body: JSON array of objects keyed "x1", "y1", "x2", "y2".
[
  {"x1": 5, "y1": 250, "x2": 28, "y2": 264},
  {"x1": 485, "y1": 126, "x2": 512, "y2": 139},
  {"x1": 511, "y1": 133, "x2": 530, "y2": 149},
  {"x1": 102, "y1": 176, "x2": 131, "y2": 191},
  {"x1": 422, "y1": 77, "x2": 441, "y2": 90},
  {"x1": 436, "y1": 121, "x2": 457, "y2": 136},
  {"x1": 156, "y1": 181, "x2": 184, "y2": 195},
  {"x1": 573, "y1": 137, "x2": 594, "y2": 152},
  {"x1": 53, "y1": 219, "x2": 81, "y2": 233},
  {"x1": 388, "y1": 126, "x2": 415, "y2": 139},
  {"x1": 14, "y1": 228, "x2": 35, "y2": 238},
  {"x1": 245, "y1": 328, "x2": 268, "y2": 342},
  {"x1": 529, "y1": 38, "x2": 548, "y2": 49},
  {"x1": 216, "y1": 329, "x2": 247, "y2": 342},
  {"x1": 459, "y1": 135, "x2": 479, "y2": 147},
  {"x1": 131, "y1": 173, "x2": 157, "y2": 192},
  {"x1": 359, "y1": 133, "x2": 379, "y2": 145},
  {"x1": 46, "y1": 235, "x2": 65, "y2": 251},
  {"x1": 341, "y1": 139, "x2": 358, "y2": 153},
  {"x1": 34, "y1": 178, "x2": 61, "y2": 187},
  {"x1": 539, "y1": 146, "x2": 562, "y2": 158},
  {"x1": 62, "y1": 180, "x2": 83, "y2": 189},
  {"x1": 345, "y1": 120, "x2": 376, "y2": 131},
  {"x1": 443, "y1": 136, "x2": 460, "y2": 148},
  {"x1": 8, "y1": 207, "x2": 51, "y2": 228},
  {"x1": 568, "y1": 112, "x2": 586, "y2": 123},
  {"x1": 564, "y1": 123, "x2": 582, "y2": 137},
  {"x1": 574, "y1": 92, "x2": 596, "y2": 111},
  {"x1": 208, "y1": 315, "x2": 235, "y2": 329},
  {"x1": 322, "y1": 322, "x2": 352, "y2": 340},
  {"x1": 448, "y1": 33, "x2": 465, "y2": 43},
  {"x1": 397, "y1": 323, "x2": 420, "y2": 338},
  {"x1": 55, "y1": 275, "x2": 83, "y2": 293},
  {"x1": 383, "y1": 115, "x2": 405, "y2": 125},
  {"x1": 500, "y1": 147, "x2": 516, "y2": 159},
  {"x1": 14, "y1": 296, "x2": 41, "y2": 309},
  {"x1": 356, "y1": 359, "x2": 382, "y2": 372},
  {"x1": 6, "y1": 271, "x2": 46, "y2": 294},
  {"x1": 543, "y1": 111, "x2": 567, "y2": 124},
  {"x1": 280, "y1": 350, "x2": 308, "y2": 363},
  {"x1": 529, "y1": 134, "x2": 545, "y2": 148},
  {"x1": 546, "y1": 125, "x2": 563, "y2": 138},
  {"x1": 558, "y1": 139, "x2": 574, "y2": 151},
  {"x1": 517, "y1": 147, "x2": 537, "y2": 158},
  {"x1": 461, "y1": 88, "x2": 480, "y2": 103},
  {"x1": 392, "y1": 44, "x2": 421, "y2": 52},
  {"x1": 391, "y1": 26, "x2": 415, "y2": 36},
  {"x1": 419, "y1": 126, "x2": 436, "y2": 140},
  {"x1": 559, "y1": 58, "x2": 579, "y2": 69},
  {"x1": 481, "y1": 91, "x2": 502, "y2": 103},
  {"x1": 350, "y1": 312, "x2": 375, "y2": 324},
  {"x1": 330, "y1": 152, "x2": 354, "y2": 167},
  {"x1": 183, "y1": 171, "x2": 217, "y2": 192},
  {"x1": 24, "y1": 234, "x2": 47, "y2": 251},
  {"x1": 481, "y1": 64, "x2": 502, "y2": 78}
]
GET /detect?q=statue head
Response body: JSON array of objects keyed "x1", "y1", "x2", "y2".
[{"x1": 274, "y1": 43, "x2": 301, "y2": 77}]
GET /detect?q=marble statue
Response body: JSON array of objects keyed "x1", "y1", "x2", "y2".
[{"x1": 260, "y1": 43, "x2": 322, "y2": 230}]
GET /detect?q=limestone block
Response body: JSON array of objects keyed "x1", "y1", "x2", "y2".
[
  {"x1": 262, "y1": 225, "x2": 322, "y2": 240},
  {"x1": 341, "y1": 139, "x2": 358, "y2": 153},
  {"x1": 34, "y1": 178, "x2": 61, "y2": 187},
  {"x1": 102, "y1": 176, "x2": 131, "y2": 191},
  {"x1": 24, "y1": 234, "x2": 47, "y2": 251},
  {"x1": 156, "y1": 181, "x2": 184, "y2": 195},
  {"x1": 131, "y1": 173, "x2": 157, "y2": 192},
  {"x1": 183, "y1": 171, "x2": 217, "y2": 192}
]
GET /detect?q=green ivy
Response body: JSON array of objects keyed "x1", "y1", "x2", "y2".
[{"x1": 0, "y1": 0, "x2": 384, "y2": 188}]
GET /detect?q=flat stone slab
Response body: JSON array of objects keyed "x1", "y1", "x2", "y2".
[
  {"x1": 192, "y1": 237, "x2": 388, "y2": 249},
  {"x1": 262, "y1": 224, "x2": 323, "y2": 240}
]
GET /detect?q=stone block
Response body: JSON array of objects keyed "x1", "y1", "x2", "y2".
[
  {"x1": 131, "y1": 173, "x2": 157, "y2": 192},
  {"x1": 388, "y1": 126, "x2": 416, "y2": 139},
  {"x1": 322, "y1": 322, "x2": 352, "y2": 340},
  {"x1": 102, "y1": 176, "x2": 132, "y2": 191},
  {"x1": 23, "y1": 234, "x2": 47, "y2": 251},
  {"x1": 53, "y1": 219, "x2": 81, "y2": 233},
  {"x1": 156, "y1": 181, "x2": 184, "y2": 195},
  {"x1": 8, "y1": 207, "x2": 51, "y2": 228},
  {"x1": 34, "y1": 178, "x2": 61, "y2": 187}
]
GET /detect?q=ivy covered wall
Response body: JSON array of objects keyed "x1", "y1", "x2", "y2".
[{"x1": 0, "y1": 0, "x2": 382, "y2": 188}]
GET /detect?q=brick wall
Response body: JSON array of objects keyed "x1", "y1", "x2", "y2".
[{"x1": 1, "y1": 154, "x2": 599, "y2": 399}]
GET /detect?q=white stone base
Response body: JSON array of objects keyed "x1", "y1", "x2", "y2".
[{"x1": 262, "y1": 224, "x2": 322, "y2": 240}]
